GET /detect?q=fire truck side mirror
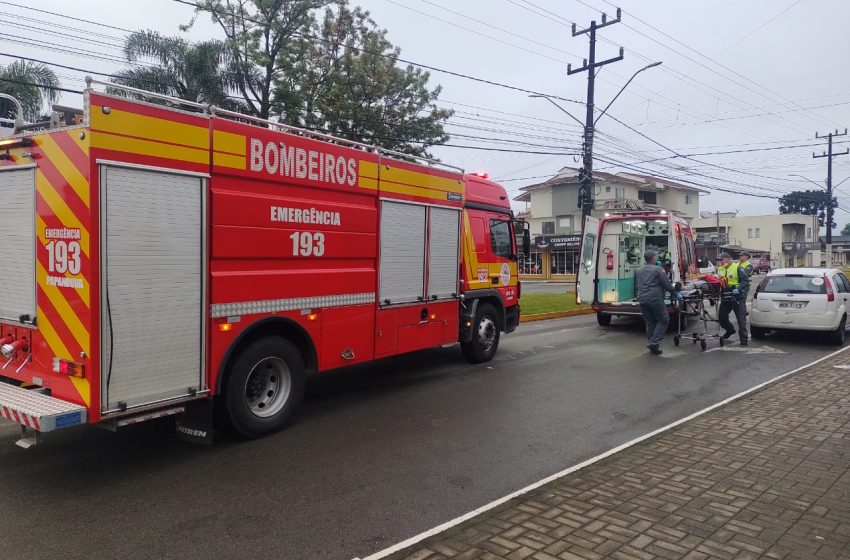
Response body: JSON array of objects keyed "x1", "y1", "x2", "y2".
[{"x1": 513, "y1": 220, "x2": 530, "y2": 259}]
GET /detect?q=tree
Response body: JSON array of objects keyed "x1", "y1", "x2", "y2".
[
  {"x1": 841, "y1": 223, "x2": 850, "y2": 236},
  {"x1": 288, "y1": 3, "x2": 451, "y2": 157},
  {"x1": 0, "y1": 60, "x2": 60, "y2": 123},
  {"x1": 184, "y1": 0, "x2": 328, "y2": 120},
  {"x1": 778, "y1": 189, "x2": 837, "y2": 229},
  {"x1": 184, "y1": 0, "x2": 451, "y2": 156},
  {"x1": 112, "y1": 30, "x2": 244, "y2": 110}
]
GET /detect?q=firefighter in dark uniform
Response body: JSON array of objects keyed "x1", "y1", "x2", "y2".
[{"x1": 738, "y1": 251, "x2": 754, "y2": 314}]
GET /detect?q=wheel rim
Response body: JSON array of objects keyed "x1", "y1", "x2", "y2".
[
  {"x1": 244, "y1": 357, "x2": 292, "y2": 418},
  {"x1": 477, "y1": 316, "x2": 497, "y2": 353}
]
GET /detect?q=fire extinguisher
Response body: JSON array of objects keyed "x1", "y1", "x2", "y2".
[{"x1": 606, "y1": 252, "x2": 614, "y2": 270}]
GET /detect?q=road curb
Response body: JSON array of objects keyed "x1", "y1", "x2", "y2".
[
  {"x1": 519, "y1": 307, "x2": 593, "y2": 322},
  {"x1": 353, "y1": 343, "x2": 850, "y2": 560}
]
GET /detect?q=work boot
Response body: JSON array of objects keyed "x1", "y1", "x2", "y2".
[
  {"x1": 740, "y1": 340, "x2": 749, "y2": 346},
  {"x1": 647, "y1": 344, "x2": 663, "y2": 355},
  {"x1": 721, "y1": 328, "x2": 736, "y2": 340}
]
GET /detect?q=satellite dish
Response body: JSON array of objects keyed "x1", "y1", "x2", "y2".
[{"x1": 699, "y1": 211, "x2": 715, "y2": 219}]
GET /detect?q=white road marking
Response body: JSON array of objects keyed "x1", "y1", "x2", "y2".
[
  {"x1": 705, "y1": 345, "x2": 785, "y2": 354},
  {"x1": 352, "y1": 344, "x2": 849, "y2": 560},
  {"x1": 833, "y1": 364, "x2": 850, "y2": 369}
]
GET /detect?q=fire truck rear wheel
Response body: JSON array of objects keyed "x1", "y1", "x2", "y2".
[
  {"x1": 224, "y1": 337, "x2": 306, "y2": 438},
  {"x1": 461, "y1": 303, "x2": 500, "y2": 364}
]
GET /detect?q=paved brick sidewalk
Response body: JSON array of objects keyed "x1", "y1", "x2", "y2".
[{"x1": 387, "y1": 350, "x2": 850, "y2": 560}]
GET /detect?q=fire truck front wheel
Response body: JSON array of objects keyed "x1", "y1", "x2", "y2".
[
  {"x1": 461, "y1": 303, "x2": 501, "y2": 364},
  {"x1": 224, "y1": 337, "x2": 306, "y2": 438}
]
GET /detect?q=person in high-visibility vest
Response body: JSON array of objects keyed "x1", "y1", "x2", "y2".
[{"x1": 717, "y1": 252, "x2": 750, "y2": 345}]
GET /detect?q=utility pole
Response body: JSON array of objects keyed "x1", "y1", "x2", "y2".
[
  {"x1": 813, "y1": 129, "x2": 848, "y2": 267},
  {"x1": 568, "y1": 8, "x2": 624, "y2": 217}
]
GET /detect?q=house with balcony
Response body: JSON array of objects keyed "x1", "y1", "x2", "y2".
[
  {"x1": 691, "y1": 213, "x2": 821, "y2": 267},
  {"x1": 514, "y1": 167, "x2": 704, "y2": 280}
]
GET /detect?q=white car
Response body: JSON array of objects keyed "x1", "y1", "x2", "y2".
[
  {"x1": 699, "y1": 260, "x2": 716, "y2": 275},
  {"x1": 750, "y1": 267, "x2": 850, "y2": 344}
]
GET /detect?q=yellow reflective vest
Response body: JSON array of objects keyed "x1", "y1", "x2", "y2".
[{"x1": 718, "y1": 262, "x2": 741, "y2": 287}]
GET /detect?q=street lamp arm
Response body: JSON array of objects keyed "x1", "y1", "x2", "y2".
[
  {"x1": 528, "y1": 94, "x2": 585, "y2": 127},
  {"x1": 594, "y1": 61, "x2": 662, "y2": 126},
  {"x1": 787, "y1": 174, "x2": 826, "y2": 190}
]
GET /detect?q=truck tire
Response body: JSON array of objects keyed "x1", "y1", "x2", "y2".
[
  {"x1": 596, "y1": 313, "x2": 612, "y2": 326},
  {"x1": 461, "y1": 303, "x2": 500, "y2": 364},
  {"x1": 224, "y1": 337, "x2": 306, "y2": 438}
]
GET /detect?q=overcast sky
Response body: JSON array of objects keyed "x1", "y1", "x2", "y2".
[{"x1": 5, "y1": 0, "x2": 850, "y2": 230}]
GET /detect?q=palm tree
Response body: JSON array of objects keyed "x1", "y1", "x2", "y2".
[
  {"x1": 0, "y1": 60, "x2": 60, "y2": 122},
  {"x1": 111, "y1": 30, "x2": 245, "y2": 110}
]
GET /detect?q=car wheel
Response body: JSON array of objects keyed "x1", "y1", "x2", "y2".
[
  {"x1": 830, "y1": 316, "x2": 846, "y2": 346},
  {"x1": 224, "y1": 337, "x2": 306, "y2": 438},
  {"x1": 461, "y1": 303, "x2": 500, "y2": 363},
  {"x1": 596, "y1": 313, "x2": 612, "y2": 326},
  {"x1": 750, "y1": 325, "x2": 767, "y2": 339}
]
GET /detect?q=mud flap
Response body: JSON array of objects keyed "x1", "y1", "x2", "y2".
[{"x1": 175, "y1": 399, "x2": 214, "y2": 445}]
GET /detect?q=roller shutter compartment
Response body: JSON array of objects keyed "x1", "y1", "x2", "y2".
[{"x1": 0, "y1": 167, "x2": 35, "y2": 324}]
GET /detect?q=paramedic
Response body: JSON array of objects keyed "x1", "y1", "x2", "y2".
[
  {"x1": 636, "y1": 249, "x2": 683, "y2": 355},
  {"x1": 718, "y1": 252, "x2": 750, "y2": 345}
]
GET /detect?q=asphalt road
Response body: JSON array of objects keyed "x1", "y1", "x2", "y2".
[{"x1": 0, "y1": 313, "x2": 835, "y2": 560}]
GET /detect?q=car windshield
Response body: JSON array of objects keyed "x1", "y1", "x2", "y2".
[{"x1": 761, "y1": 275, "x2": 826, "y2": 294}]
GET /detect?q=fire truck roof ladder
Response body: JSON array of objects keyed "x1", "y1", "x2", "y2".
[
  {"x1": 0, "y1": 93, "x2": 25, "y2": 132},
  {"x1": 85, "y1": 77, "x2": 464, "y2": 175}
]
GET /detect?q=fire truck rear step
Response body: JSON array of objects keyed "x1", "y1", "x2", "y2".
[{"x1": 0, "y1": 382, "x2": 87, "y2": 447}]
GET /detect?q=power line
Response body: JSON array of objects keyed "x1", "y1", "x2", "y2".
[
  {"x1": 172, "y1": 0, "x2": 585, "y2": 106},
  {"x1": 0, "y1": 76, "x2": 82, "y2": 94}
]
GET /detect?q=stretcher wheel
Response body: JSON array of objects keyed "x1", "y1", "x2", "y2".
[
  {"x1": 673, "y1": 336, "x2": 680, "y2": 346},
  {"x1": 700, "y1": 340, "x2": 707, "y2": 351},
  {"x1": 719, "y1": 337, "x2": 725, "y2": 347}
]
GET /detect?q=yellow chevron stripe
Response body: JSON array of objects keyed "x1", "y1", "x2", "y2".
[
  {"x1": 67, "y1": 130, "x2": 89, "y2": 156},
  {"x1": 36, "y1": 216, "x2": 90, "y2": 308},
  {"x1": 36, "y1": 171, "x2": 90, "y2": 258},
  {"x1": 381, "y1": 165, "x2": 464, "y2": 194},
  {"x1": 91, "y1": 105, "x2": 208, "y2": 149},
  {"x1": 70, "y1": 376, "x2": 91, "y2": 407},
  {"x1": 37, "y1": 134, "x2": 89, "y2": 207},
  {"x1": 36, "y1": 308, "x2": 71, "y2": 360},
  {"x1": 213, "y1": 151, "x2": 246, "y2": 170},
  {"x1": 37, "y1": 262, "x2": 90, "y2": 355},
  {"x1": 91, "y1": 132, "x2": 209, "y2": 165},
  {"x1": 213, "y1": 130, "x2": 246, "y2": 155}
]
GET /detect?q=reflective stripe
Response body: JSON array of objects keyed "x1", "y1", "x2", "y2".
[{"x1": 210, "y1": 292, "x2": 376, "y2": 318}]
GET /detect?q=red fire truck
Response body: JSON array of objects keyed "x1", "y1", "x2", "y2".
[{"x1": 0, "y1": 80, "x2": 528, "y2": 446}]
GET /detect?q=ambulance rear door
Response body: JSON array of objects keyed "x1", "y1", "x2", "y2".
[{"x1": 578, "y1": 215, "x2": 599, "y2": 304}]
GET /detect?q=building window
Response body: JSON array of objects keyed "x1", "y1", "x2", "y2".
[
  {"x1": 638, "y1": 191, "x2": 657, "y2": 205},
  {"x1": 558, "y1": 216, "x2": 572, "y2": 229},
  {"x1": 748, "y1": 228, "x2": 754, "y2": 238},
  {"x1": 807, "y1": 227, "x2": 812, "y2": 240},
  {"x1": 551, "y1": 250, "x2": 578, "y2": 275},
  {"x1": 520, "y1": 252, "x2": 543, "y2": 275},
  {"x1": 605, "y1": 186, "x2": 611, "y2": 193},
  {"x1": 542, "y1": 221, "x2": 555, "y2": 235},
  {"x1": 684, "y1": 194, "x2": 693, "y2": 205},
  {"x1": 755, "y1": 228, "x2": 760, "y2": 238}
]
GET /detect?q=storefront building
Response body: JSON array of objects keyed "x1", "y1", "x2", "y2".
[{"x1": 519, "y1": 234, "x2": 582, "y2": 280}]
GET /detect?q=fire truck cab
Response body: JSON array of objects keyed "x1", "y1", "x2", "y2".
[
  {"x1": 0, "y1": 81, "x2": 528, "y2": 445},
  {"x1": 578, "y1": 212, "x2": 698, "y2": 326}
]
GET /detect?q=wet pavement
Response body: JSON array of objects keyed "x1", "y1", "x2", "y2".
[
  {"x1": 383, "y1": 347, "x2": 850, "y2": 560},
  {"x1": 0, "y1": 314, "x2": 837, "y2": 560}
]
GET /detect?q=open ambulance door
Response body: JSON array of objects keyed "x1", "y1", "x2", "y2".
[{"x1": 577, "y1": 215, "x2": 599, "y2": 305}]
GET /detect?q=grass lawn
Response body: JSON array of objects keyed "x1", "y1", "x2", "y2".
[{"x1": 519, "y1": 292, "x2": 589, "y2": 315}]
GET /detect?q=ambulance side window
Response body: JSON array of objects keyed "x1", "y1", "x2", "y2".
[
  {"x1": 470, "y1": 216, "x2": 487, "y2": 254},
  {"x1": 489, "y1": 219, "x2": 512, "y2": 259}
]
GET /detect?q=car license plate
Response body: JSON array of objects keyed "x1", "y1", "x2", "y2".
[{"x1": 779, "y1": 301, "x2": 806, "y2": 309}]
